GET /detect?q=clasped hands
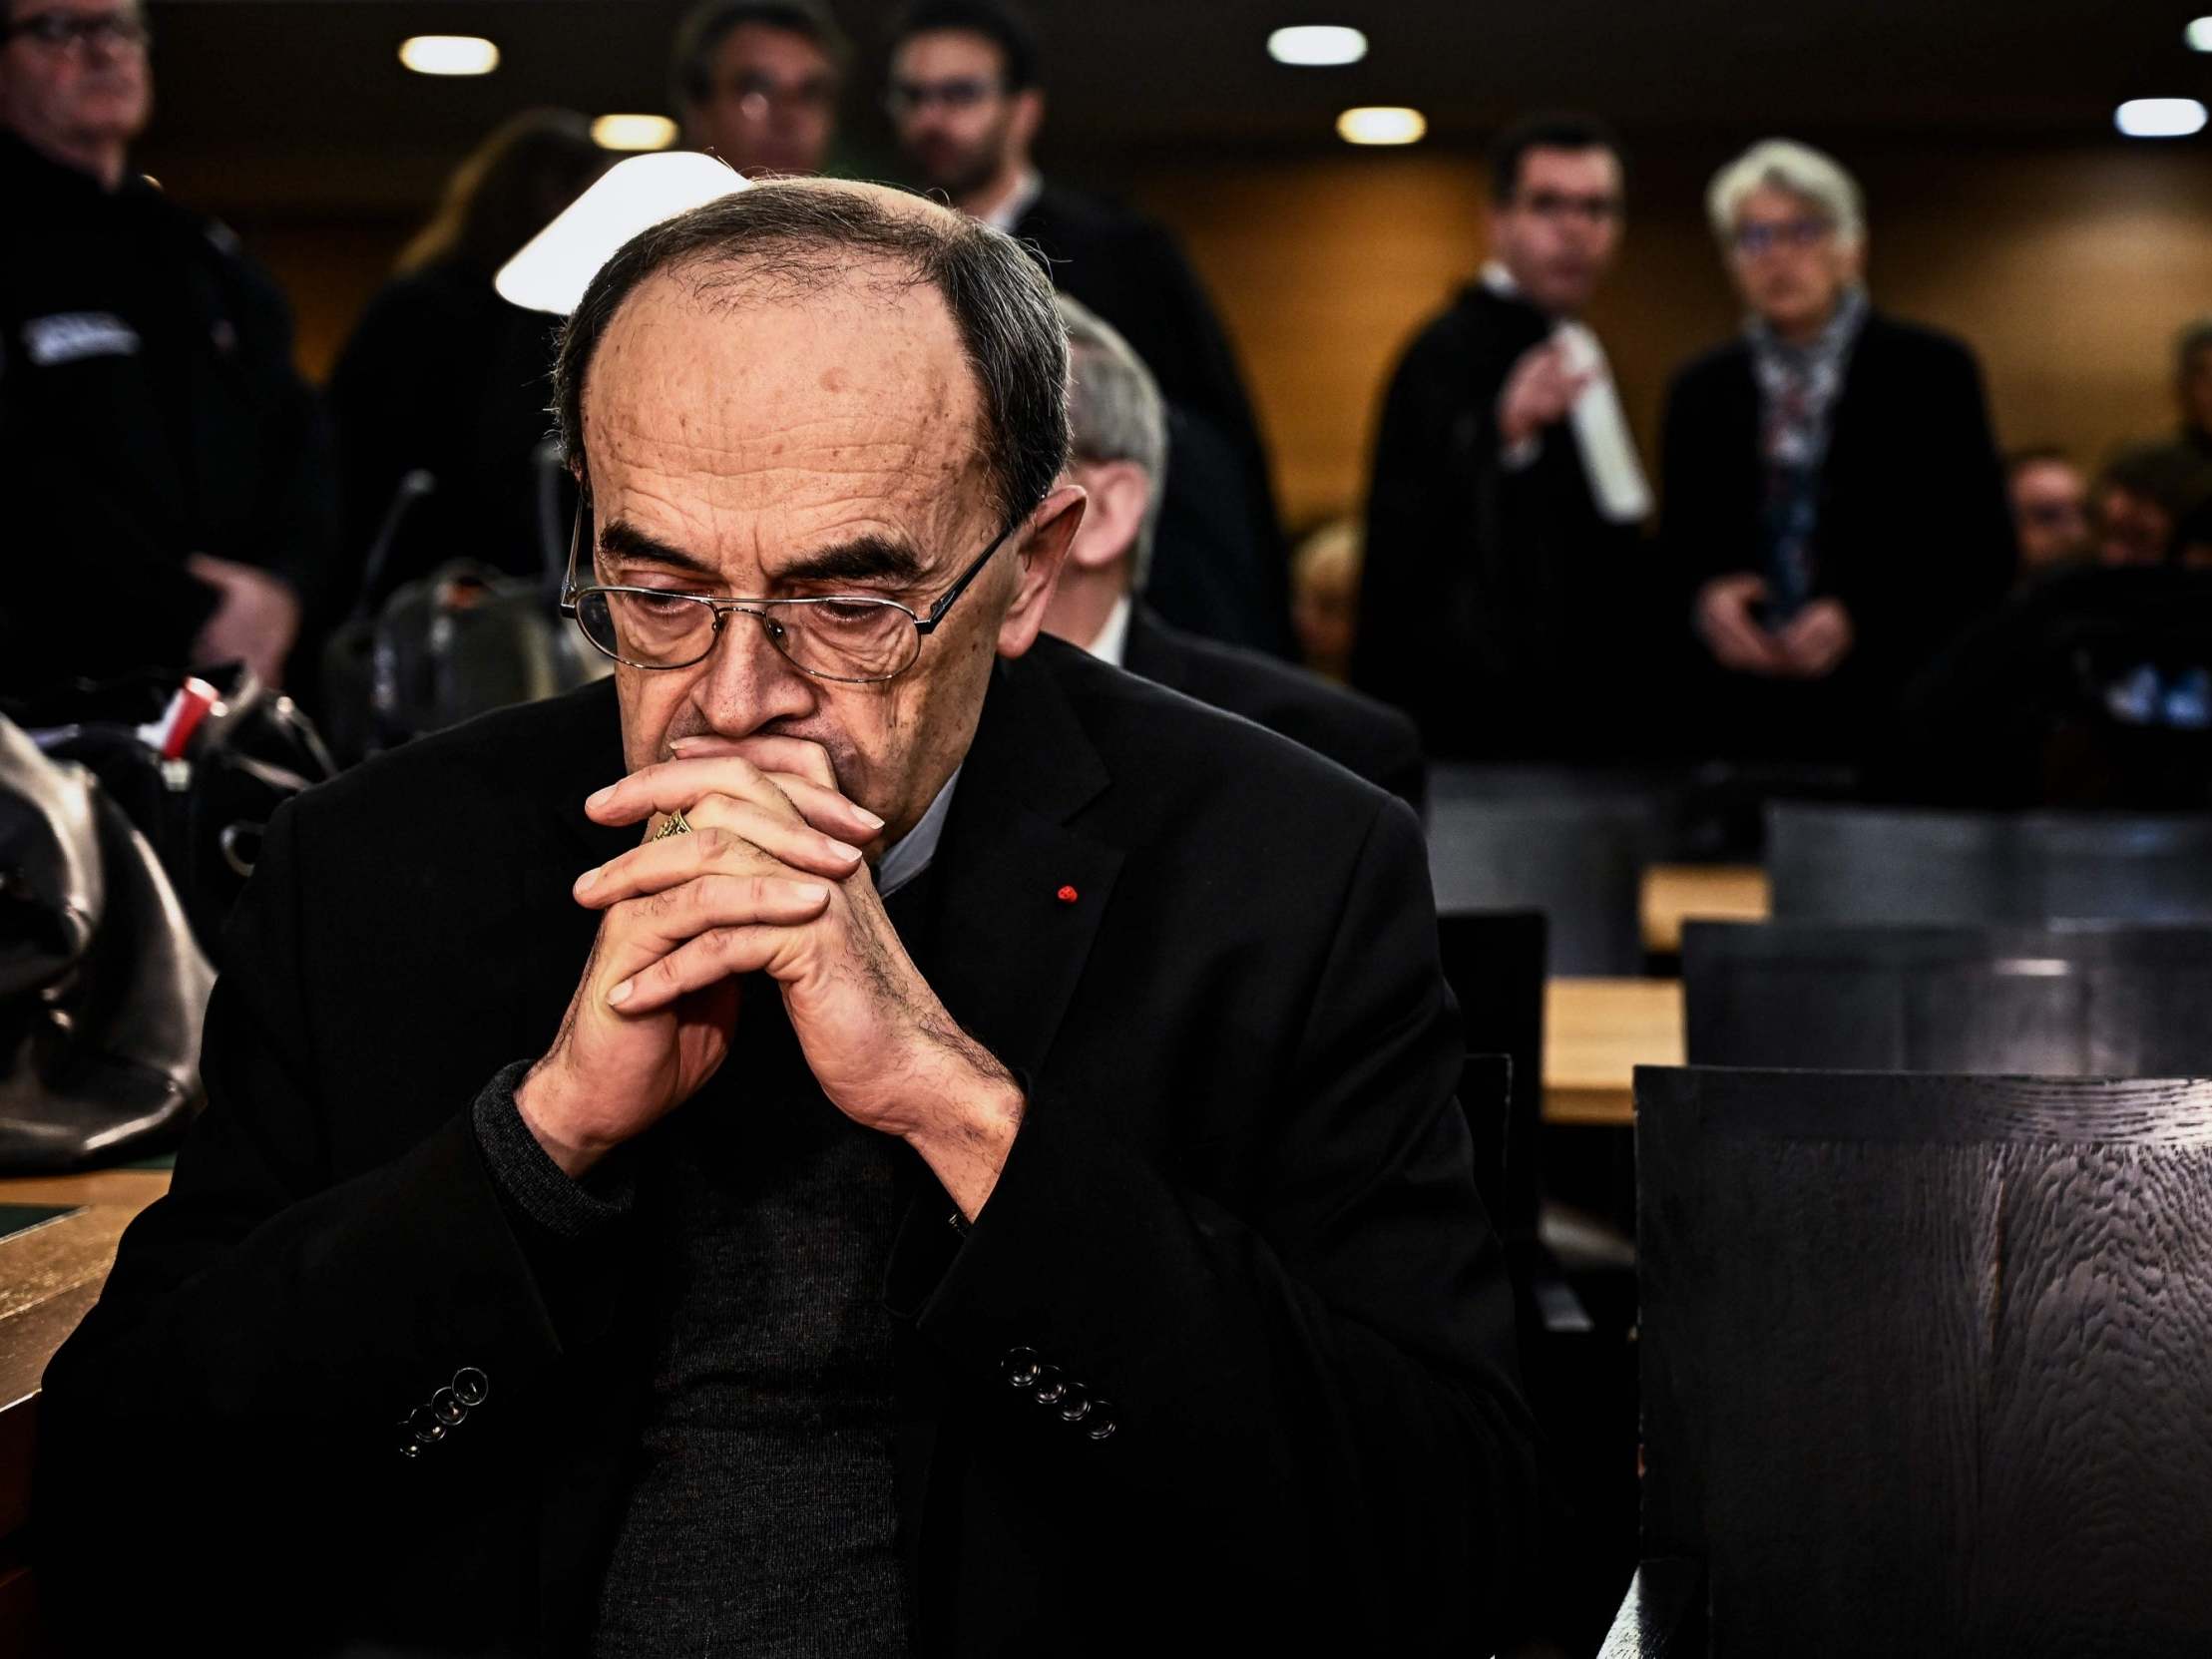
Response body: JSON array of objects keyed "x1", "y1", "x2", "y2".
[
  {"x1": 515, "y1": 735, "x2": 1023, "y2": 1219},
  {"x1": 1694, "y1": 574, "x2": 1855, "y2": 679}
]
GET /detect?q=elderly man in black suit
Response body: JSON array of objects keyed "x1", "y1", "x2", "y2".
[
  {"x1": 1660, "y1": 138, "x2": 2016, "y2": 764},
  {"x1": 1042, "y1": 295, "x2": 1426, "y2": 813},
  {"x1": 37, "y1": 181, "x2": 1532, "y2": 1654},
  {"x1": 883, "y1": 0, "x2": 1290, "y2": 657}
]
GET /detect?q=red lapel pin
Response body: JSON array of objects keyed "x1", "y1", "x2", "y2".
[{"x1": 1056, "y1": 884, "x2": 1080, "y2": 905}]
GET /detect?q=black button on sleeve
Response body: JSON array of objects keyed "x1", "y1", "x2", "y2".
[
  {"x1": 1085, "y1": 1402, "x2": 1118, "y2": 1442},
  {"x1": 452, "y1": 1367, "x2": 490, "y2": 1408},
  {"x1": 1000, "y1": 1348, "x2": 1043, "y2": 1390},
  {"x1": 1031, "y1": 1365, "x2": 1069, "y2": 1407},
  {"x1": 430, "y1": 1387, "x2": 466, "y2": 1426},
  {"x1": 406, "y1": 1407, "x2": 447, "y2": 1446}
]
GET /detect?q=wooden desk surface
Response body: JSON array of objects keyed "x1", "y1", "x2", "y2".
[
  {"x1": 1641, "y1": 864, "x2": 1770, "y2": 954},
  {"x1": 1545, "y1": 977, "x2": 1684, "y2": 1127},
  {"x1": 0, "y1": 1168, "x2": 171, "y2": 1539}
]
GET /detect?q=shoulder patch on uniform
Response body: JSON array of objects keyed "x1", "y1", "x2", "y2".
[{"x1": 23, "y1": 311, "x2": 141, "y2": 367}]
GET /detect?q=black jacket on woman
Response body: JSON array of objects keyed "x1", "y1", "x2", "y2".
[{"x1": 1657, "y1": 310, "x2": 2016, "y2": 762}]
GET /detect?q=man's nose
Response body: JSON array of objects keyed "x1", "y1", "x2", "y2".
[{"x1": 695, "y1": 610, "x2": 817, "y2": 723}]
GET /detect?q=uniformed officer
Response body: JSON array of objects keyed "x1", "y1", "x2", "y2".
[{"x1": 0, "y1": 0, "x2": 335, "y2": 701}]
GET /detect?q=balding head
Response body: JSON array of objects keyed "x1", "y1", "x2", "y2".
[{"x1": 556, "y1": 178, "x2": 1070, "y2": 534}]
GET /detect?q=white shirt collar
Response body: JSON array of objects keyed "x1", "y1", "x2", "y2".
[
  {"x1": 980, "y1": 167, "x2": 1043, "y2": 233},
  {"x1": 875, "y1": 765, "x2": 961, "y2": 899},
  {"x1": 1082, "y1": 594, "x2": 1134, "y2": 668}
]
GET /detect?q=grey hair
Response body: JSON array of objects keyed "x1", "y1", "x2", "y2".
[
  {"x1": 553, "y1": 178, "x2": 1070, "y2": 534},
  {"x1": 1055, "y1": 294, "x2": 1168, "y2": 588},
  {"x1": 1707, "y1": 138, "x2": 1866, "y2": 251}
]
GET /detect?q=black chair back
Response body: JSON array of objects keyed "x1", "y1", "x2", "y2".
[
  {"x1": 1430, "y1": 768, "x2": 1668, "y2": 974},
  {"x1": 1637, "y1": 1066, "x2": 2212, "y2": 1657},
  {"x1": 1683, "y1": 920, "x2": 2212, "y2": 1075},
  {"x1": 1766, "y1": 801, "x2": 2212, "y2": 925},
  {"x1": 1458, "y1": 1051, "x2": 1511, "y2": 1234},
  {"x1": 1436, "y1": 911, "x2": 1546, "y2": 1245}
]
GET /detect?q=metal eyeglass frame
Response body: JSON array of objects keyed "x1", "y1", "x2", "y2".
[{"x1": 558, "y1": 502, "x2": 1018, "y2": 684}]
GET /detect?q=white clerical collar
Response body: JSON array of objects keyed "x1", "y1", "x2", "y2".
[
  {"x1": 1481, "y1": 259, "x2": 1528, "y2": 303},
  {"x1": 1083, "y1": 594, "x2": 1133, "y2": 668},
  {"x1": 980, "y1": 167, "x2": 1042, "y2": 232},
  {"x1": 875, "y1": 765, "x2": 961, "y2": 898}
]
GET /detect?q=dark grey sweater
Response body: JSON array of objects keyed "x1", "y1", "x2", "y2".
[{"x1": 474, "y1": 873, "x2": 941, "y2": 1655}]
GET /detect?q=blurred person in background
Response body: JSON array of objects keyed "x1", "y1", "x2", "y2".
[
  {"x1": 671, "y1": 0, "x2": 846, "y2": 177},
  {"x1": 0, "y1": 0, "x2": 334, "y2": 697},
  {"x1": 2091, "y1": 439, "x2": 2212, "y2": 568},
  {"x1": 2008, "y1": 447, "x2": 2092, "y2": 575},
  {"x1": 886, "y1": 0, "x2": 1293, "y2": 658},
  {"x1": 325, "y1": 109, "x2": 608, "y2": 623},
  {"x1": 1044, "y1": 296, "x2": 1425, "y2": 811},
  {"x1": 1659, "y1": 138, "x2": 2013, "y2": 764},
  {"x1": 1353, "y1": 114, "x2": 1654, "y2": 761},
  {"x1": 2175, "y1": 317, "x2": 2212, "y2": 461},
  {"x1": 1292, "y1": 518, "x2": 1362, "y2": 683}
]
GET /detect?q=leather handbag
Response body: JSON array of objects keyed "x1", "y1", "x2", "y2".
[{"x1": 0, "y1": 713, "x2": 213, "y2": 1170}]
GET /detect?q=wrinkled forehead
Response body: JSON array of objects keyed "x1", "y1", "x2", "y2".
[{"x1": 580, "y1": 259, "x2": 992, "y2": 550}]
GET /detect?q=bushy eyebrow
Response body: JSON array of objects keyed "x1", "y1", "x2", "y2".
[
  {"x1": 597, "y1": 519, "x2": 721, "y2": 580},
  {"x1": 597, "y1": 520, "x2": 930, "y2": 590}
]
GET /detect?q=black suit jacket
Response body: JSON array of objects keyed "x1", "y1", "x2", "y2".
[
  {"x1": 37, "y1": 636, "x2": 1533, "y2": 1654},
  {"x1": 1016, "y1": 183, "x2": 1293, "y2": 657},
  {"x1": 1657, "y1": 310, "x2": 2017, "y2": 761},
  {"x1": 1352, "y1": 283, "x2": 1650, "y2": 761},
  {"x1": 1121, "y1": 605, "x2": 1427, "y2": 815}
]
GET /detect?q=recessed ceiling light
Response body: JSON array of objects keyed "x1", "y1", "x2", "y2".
[
  {"x1": 398, "y1": 35, "x2": 499, "y2": 77},
  {"x1": 2115, "y1": 98, "x2": 2208, "y2": 139},
  {"x1": 2188, "y1": 17, "x2": 2212, "y2": 51},
  {"x1": 1337, "y1": 106, "x2": 1426, "y2": 146},
  {"x1": 498, "y1": 153, "x2": 749, "y2": 315},
  {"x1": 592, "y1": 114, "x2": 680, "y2": 152},
  {"x1": 1268, "y1": 25, "x2": 1368, "y2": 66}
]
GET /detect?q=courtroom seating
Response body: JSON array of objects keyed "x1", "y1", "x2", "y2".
[
  {"x1": 1635, "y1": 1067, "x2": 2212, "y2": 1657},
  {"x1": 1438, "y1": 911, "x2": 1546, "y2": 1248},
  {"x1": 1683, "y1": 920, "x2": 2212, "y2": 1074},
  {"x1": 1766, "y1": 800, "x2": 2212, "y2": 926},
  {"x1": 1429, "y1": 768, "x2": 1675, "y2": 975}
]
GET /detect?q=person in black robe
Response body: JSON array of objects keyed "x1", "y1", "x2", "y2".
[{"x1": 1352, "y1": 116, "x2": 1654, "y2": 761}]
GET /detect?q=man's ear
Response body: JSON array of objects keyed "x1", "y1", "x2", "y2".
[
  {"x1": 1064, "y1": 460, "x2": 1148, "y2": 575},
  {"x1": 996, "y1": 483, "x2": 1087, "y2": 659},
  {"x1": 1010, "y1": 88, "x2": 1045, "y2": 158}
]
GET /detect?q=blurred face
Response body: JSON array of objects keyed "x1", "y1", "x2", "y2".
[
  {"x1": 2096, "y1": 485, "x2": 2173, "y2": 568},
  {"x1": 2010, "y1": 459, "x2": 2091, "y2": 571},
  {"x1": 888, "y1": 29, "x2": 1038, "y2": 201},
  {"x1": 683, "y1": 23, "x2": 836, "y2": 177},
  {"x1": 579, "y1": 256, "x2": 1075, "y2": 843},
  {"x1": 0, "y1": 0, "x2": 151, "y2": 163},
  {"x1": 1490, "y1": 147, "x2": 1623, "y2": 317},
  {"x1": 1292, "y1": 541, "x2": 1358, "y2": 676},
  {"x1": 1727, "y1": 184, "x2": 1862, "y2": 341},
  {"x1": 2181, "y1": 345, "x2": 2212, "y2": 437}
]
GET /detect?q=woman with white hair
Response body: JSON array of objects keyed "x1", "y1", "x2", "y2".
[{"x1": 1657, "y1": 138, "x2": 2015, "y2": 762}]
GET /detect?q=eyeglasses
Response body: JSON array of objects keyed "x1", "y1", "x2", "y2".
[
  {"x1": 885, "y1": 76, "x2": 1002, "y2": 117},
  {"x1": 1511, "y1": 190, "x2": 1622, "y2": 224},
  {"x1": 3, "y1": 9, "x2": 150, "y2": 51},
  {"x1": 560, "y1": 506, "x2": 1017, "y2": 682},
  {"x1": 1733, "y1": 218, "x2": 1833, "y2": 256},
  {"x1": 716, "y1": 69, "x2": 837, "y2": 116}
]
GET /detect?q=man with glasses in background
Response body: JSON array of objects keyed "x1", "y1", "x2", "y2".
[
  {"x1": 670, "y1": 0, "x2": 846, "y2": 178},
  {"x1": 41, "y1": 179, "x2": 1536, "y2": 1653},
  {"x1": 1657, "y1": 138, "x2": 2014, "y2": 766},
  {"x1": 1354, "y1": 113, "x2": 1656, "y2": 762},
  {"x1": 0, "y1": 0, "x2": 334, "y2": 698},
  {"x1": 885, "y1": 0, "x2": 1294, "y2": 659}
]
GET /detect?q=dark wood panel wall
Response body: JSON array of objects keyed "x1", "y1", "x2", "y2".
[{"x1": 203, "y1": 140, "x2": 2212, "y2": 533}]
